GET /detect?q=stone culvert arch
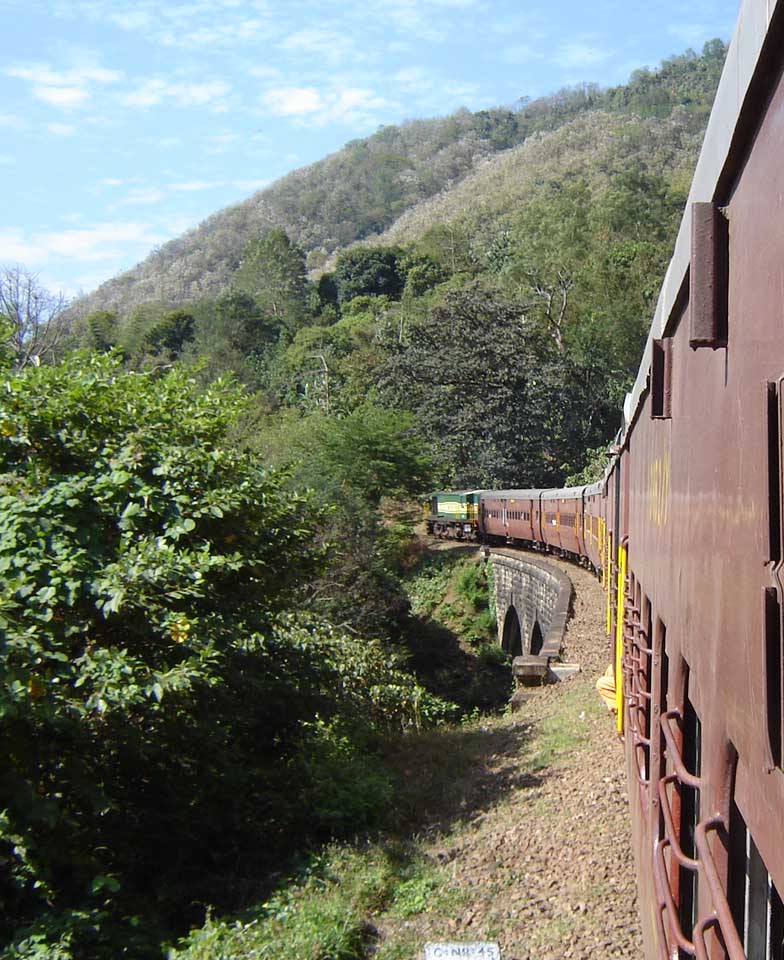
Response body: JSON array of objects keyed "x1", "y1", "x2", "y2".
[
  {"x1": 501, "y1": 605, "x2": 523, "y2": 657},
  {"x1": 530, "y1": 620, "x2": 544, "y2": 655},
  {"x1": 488, "y1": 550, "x2": 572, "y2": 662}
]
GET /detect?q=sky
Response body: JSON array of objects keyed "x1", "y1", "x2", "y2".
[{"x1": 1, "y1": 0, "x2": 741, "y2": 300}]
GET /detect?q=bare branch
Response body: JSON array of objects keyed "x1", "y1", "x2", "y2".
[{"x1": 0, "y1": 264, "x2": 69, "y2": 368}]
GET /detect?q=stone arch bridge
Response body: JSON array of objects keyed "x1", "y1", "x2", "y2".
[{"x1": 487, "y1": 549, "x2": 575, "y2": 684}]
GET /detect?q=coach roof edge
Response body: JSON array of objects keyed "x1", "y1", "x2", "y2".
[{"x1": 621, "y1": 0, "x2": 781, "y2": 445}]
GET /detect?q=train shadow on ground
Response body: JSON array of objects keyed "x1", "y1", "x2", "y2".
[{"x1": 380, "y1": 715, "x2": 546, "y2": 840}]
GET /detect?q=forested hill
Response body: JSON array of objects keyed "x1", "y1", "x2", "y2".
[{"x1": 72, "y1": 41, "x2": 726, "y2": 317}]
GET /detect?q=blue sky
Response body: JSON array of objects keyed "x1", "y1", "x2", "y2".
[{"x1": 2, "y1": 0, "x2": 740, "y2": 300}]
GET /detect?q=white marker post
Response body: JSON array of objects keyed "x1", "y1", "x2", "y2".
[{"x1": 424, "y1": 944, "x2": 501, "y2": 960}]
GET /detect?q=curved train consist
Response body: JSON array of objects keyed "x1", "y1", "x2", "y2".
[{"x1": 428, "y1": 0, "x2": 784, "y2": 956}]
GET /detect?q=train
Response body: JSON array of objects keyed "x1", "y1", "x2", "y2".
[
  {"x1": 426, "y1": 486, "x2": 606, "y2": 570},
  {"x1": 428, "y1": 0, "x2": 784, "y2": 956}
]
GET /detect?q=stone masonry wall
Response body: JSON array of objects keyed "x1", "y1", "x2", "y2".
[{"x1": 489, "y1": 549, "x2": 572, "y2": 660}]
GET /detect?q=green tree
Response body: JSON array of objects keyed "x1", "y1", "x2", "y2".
[
  {"x1": 0, "y1": 352, "x2": 450, "y2": 959},
  {"x1": 234, "y1": 229, "x2": 311, "y2": 336},
  {"x1": 334, "y1": 246, "x2": 404, "y2": 304},
  {"x1": 0, "y1": 354, "x2": 321, "y2": 955},
  {"x1": 254, "y1": 403, "x2": 432, "y2": 637},
  {"x1": 142, "y1": 308, "x2": 196, "y2": 357},
  {"x1": 378, "y1": 283, "x2": 564, "y2": 486},
  {"x1": 83, "y1": 310, "x2": 120, "y2": 352}
]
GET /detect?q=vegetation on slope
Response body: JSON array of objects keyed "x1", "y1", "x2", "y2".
[
  {"x1": 69, "y1": 41, "x2": 725, "y2": 318},
  {"x1": 0, "y1": 354, "x2": 453, "y2": 958}
]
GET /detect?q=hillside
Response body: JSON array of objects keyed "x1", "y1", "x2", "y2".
[
  {"x1": 376, "y1": 109, "x2": 702, "y2": 249},
  {"x1": 70, "y1": 42, "x2": 726, "y2": 319}
]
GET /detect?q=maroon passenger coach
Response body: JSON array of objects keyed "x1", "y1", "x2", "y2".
[{"x1": 458, "y1": 0, "x2": 784, "y2": 953}]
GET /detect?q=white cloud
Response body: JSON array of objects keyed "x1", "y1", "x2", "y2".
[
  {"x1": 7, "y1": 61, "x2": 123, "y2": 109},
  {"x1": 169, "y1": 180, "x2": 215, "y2": 192},
  {"x1": 392, "y1": 67, "x2": 434, "y2": 94},
  {"x1": 0, "y1": 155, "x2": 13, "y2": 164},
  {"x1": 48, "y1": 122, "x2": 77, "y2": 136},
  {"x1": 359, "y1": 0, "x2": 448, "y2": 43},
  {"x1": 8, "y1": 64, "x2": 123, "y2": 86},
  {"x1": 121, "y1": 79, "x2": 165, "y2": 107},
  {"x1": 232, "y1": 178, "x2": 271, "y2": 192},
  {"x1": 0, "y1": 222, "x2": 168, "y2": 267},
  {"x1": 323, "y1": 87, "x2": 394, "y2": 125},
  {"x1": 99, "y1": 177, "x2": 125, "y2": 186},
  {"x1": 154, "y1": 17, "x2": 273, "y2": 49},
  {"x1": 441, "y1": 82, "x2": 483, "y2": 107},
  {"x1": 0, "y1": 112, "x2": 28, "y2": 129},
  {"x1": 262, "y1": 86, "x2": 323, "y2": 117},
  {"x1": 119, "y1": 187, "x2": 167, "y2": 205},
  {"x1": 261, "y1": 85, "x2": 391, "y2": 126},
  {"x1": 33, "y1": 85, "x2": 90, "y2": 107},
  {"x1": 0, "y1": 230, "x2": 55, "y2": 265},
  {"x1": 172, "y1": 80, "x2": 231, "y2": 106},
  {"x1": 279, "y1": 28, "x2": 359, "y2": 67},
  {"x1": 248, "y1": 65, "x2": 281, "y2": 80},
  {"x1": 108, "y1": 9, "x2": 154, "y2": 30},
  {"x1": 48, "y1": 0, "x2": 275, "y2": 49},
  {"x1": 121, "y1": 78, "x2": 231, "y2": 109}
]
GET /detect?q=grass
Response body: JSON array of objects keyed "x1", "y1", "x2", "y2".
[
  {"x1": 169, "y1": 840, "x2": 465, "y2": 960},
  {"x1": 404, "y1": 551, "x2": 497, "y2": 646},
  {"x1": 527, "y1": 682, "x2": 603, "y2": 772},
  {"x1": 171, "y1": 552, "x2": 610, "y2": 960}
]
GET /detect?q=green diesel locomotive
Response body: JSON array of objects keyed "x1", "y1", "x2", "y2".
[{"x1": 425, "y1": 490, "x2": 483, "y2": 539}]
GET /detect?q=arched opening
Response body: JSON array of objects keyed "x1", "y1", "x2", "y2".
[
  {"x1": 530, "y1": 621, "x2": 544, "y2": 655},
  {"x1": 502, "y1": 606, "x2": 523, "y2": 658}
]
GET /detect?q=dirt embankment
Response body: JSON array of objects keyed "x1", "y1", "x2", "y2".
[{"x1": 376, "y1": 550, "x2": 643, "y2": 960}]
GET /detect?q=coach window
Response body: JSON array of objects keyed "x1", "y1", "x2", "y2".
[
  {"x1": 766, "y1": 380, "x2": 783, "y2": 566},
  {"x1": 636, "y1": 594, "x2": 653, "y2": 786},
  {"x1": 653, "y1": 618, "x2": 668, "y2": 790},
  {"x1": 764, "y1": 585, "x2": 782, "y2": 770},
  {"x1": 679, "y1": 688, "x2": 701, "y2": 946},
  {"x1": 728, "y1": 800, "x2": 784, "y2": 959}
]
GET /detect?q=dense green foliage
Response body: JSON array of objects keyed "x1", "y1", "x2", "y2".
[
  {"x1": 63, "y1": 42, "x2": 726, "y2": 485},
  {"x1": 0, "y1": 355, "x2": 450, "y2": 959}
]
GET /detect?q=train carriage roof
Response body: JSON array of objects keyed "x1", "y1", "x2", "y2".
[
  {"x1": 430, "y1": 489, "x2": 485, "y2": 497},
  {"x1": 583, "y1": 480, "x2": 604, "y2": 497},
  {"x1": 540, "y1": 486, "x2": 587, "y2": 500},
  {"x1": 480, "y1": 489, "x2": 542, "y2": 500}
]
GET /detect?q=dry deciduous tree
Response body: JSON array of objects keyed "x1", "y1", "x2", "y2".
[{"x1": 0, "y1": 264, "x2": 68, "y2": 368}]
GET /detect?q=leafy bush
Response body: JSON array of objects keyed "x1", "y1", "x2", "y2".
[
  {"x1": 456, "y1": 561, "x2": 490, "y2": 612},
  {"x1": 0, "y1": 353, "x2": 452, "y2": 958}
]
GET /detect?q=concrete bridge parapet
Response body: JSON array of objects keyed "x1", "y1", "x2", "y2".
[{"x1": 487, "y1": 549, "x2": 573, "y2": 680}]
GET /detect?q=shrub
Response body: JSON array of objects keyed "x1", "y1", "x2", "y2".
[{"x1": 0, "y1": 353, "x2": 452, "y2": 958}]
